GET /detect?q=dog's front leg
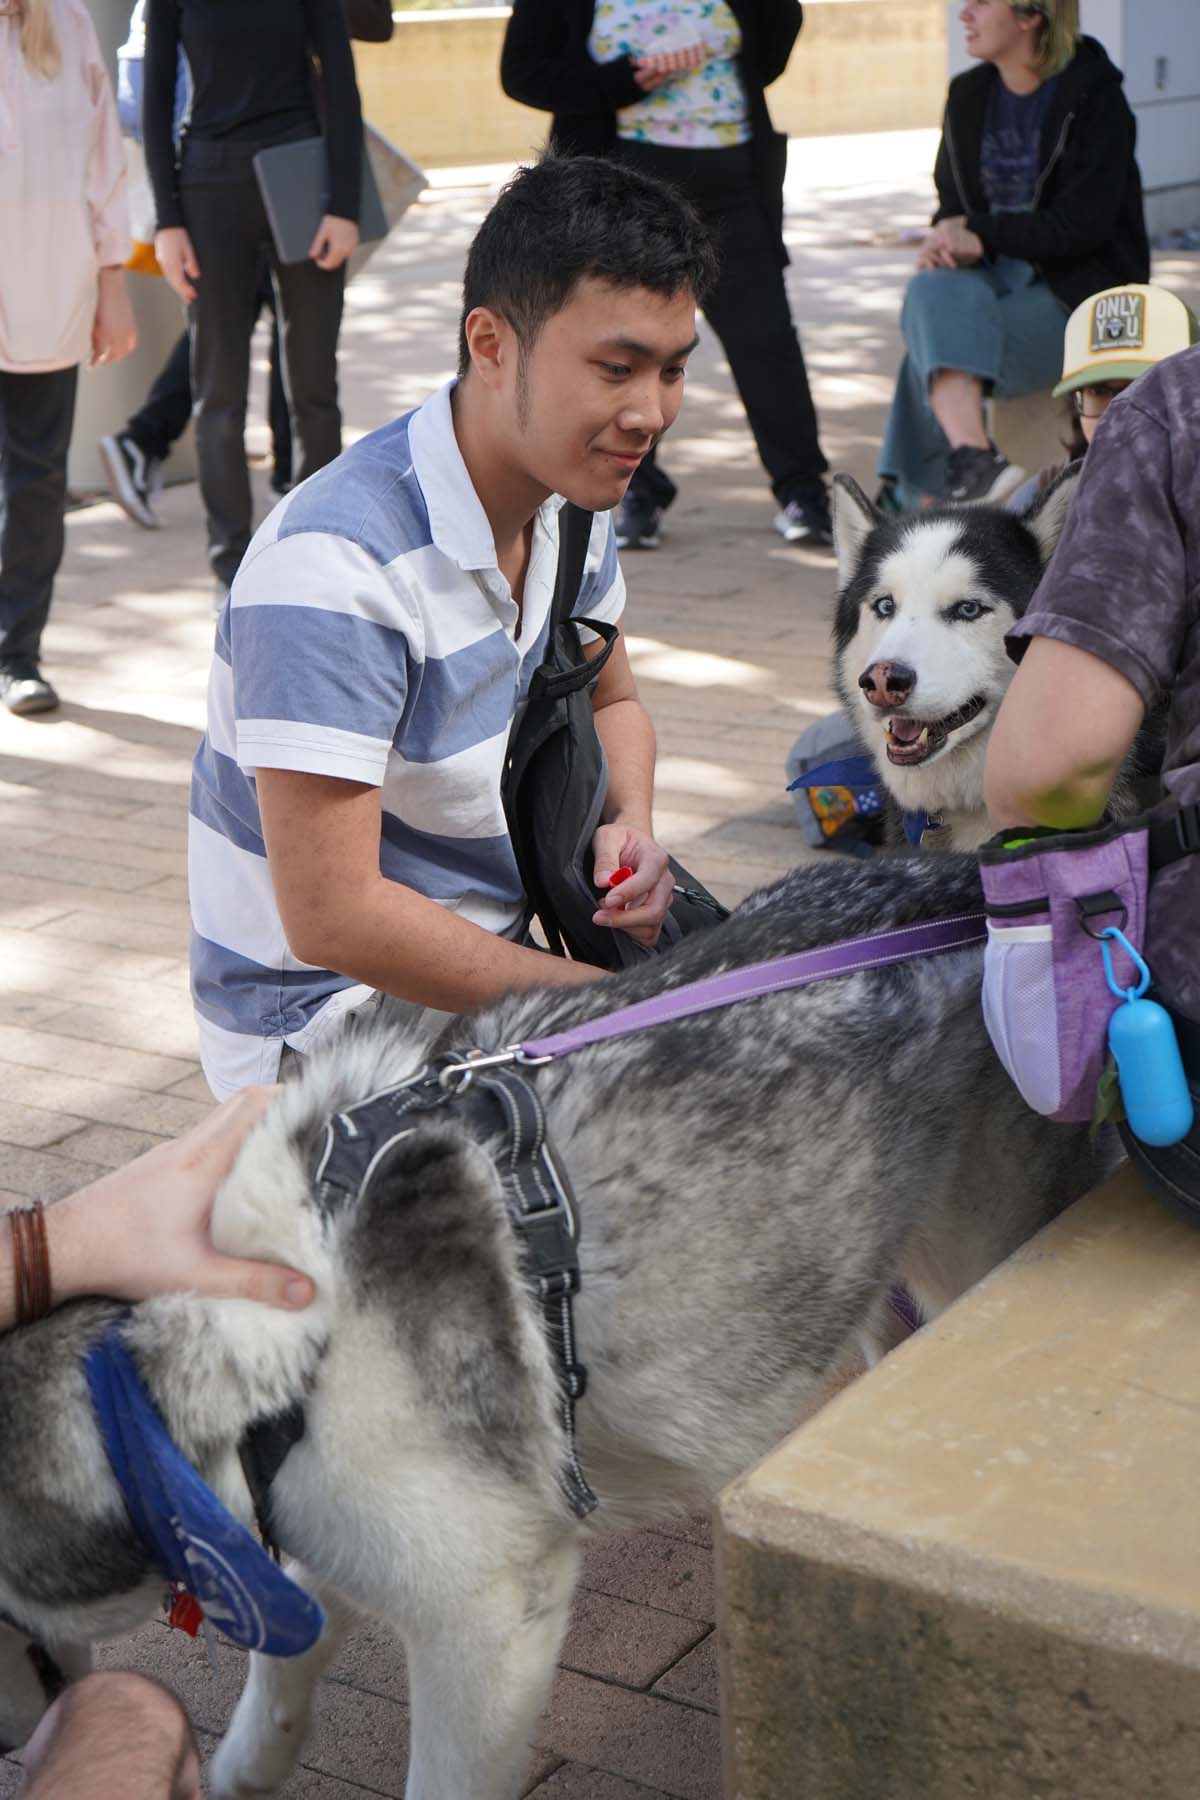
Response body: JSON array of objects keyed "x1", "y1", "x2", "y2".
[
  {"x1": 403, "y1": 1535, "x2": 580, "y2": 1800},
  {"x1": 208, "y1": 1569, "x2": 356, "y2": 1799}
]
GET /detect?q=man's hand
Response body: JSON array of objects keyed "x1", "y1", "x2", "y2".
[
  {"x1": 917, "y1": 216, "x2": 983, "y2": 270},
  {"x1": 591, "y1": 823, "x2": 674, "y2": 949},
  {"x1": 155, "y1": 226, "x2": 201, "y2": 304},
  {"x1": 308, "y1": 214, "x2": 359, "y2": 270},
  {"x1": 90, "y1": 268, "x2": 137, "y2": 367}
]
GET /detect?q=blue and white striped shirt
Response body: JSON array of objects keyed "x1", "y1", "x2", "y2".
[{"x1": 188, "y1": 381, "x2": 625, "y2": 1098}]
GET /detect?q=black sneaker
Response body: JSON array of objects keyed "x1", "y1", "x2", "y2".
[
  {"x1": 943, "y1": 442, "x2": 1026, "y2": 506},
  {"x1": 0, "y1": 656, "x2": 58, "y2": 716},
  {"x1": 874, "y1": 479, "x2": 907, "y2": 517},
  {"x1": 98, "y1": 431, "x2": 163, "y2": 529},
  {"x1": 614, "y1": 494, "x2": 663, "y2": 550},
  {"x1": 773, "y1": 489, "x2": 833, "y2": 547}
]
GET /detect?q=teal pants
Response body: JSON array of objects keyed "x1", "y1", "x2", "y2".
[{"x1": 878, "y1": 259, "x2": 1068, "y2": 505}]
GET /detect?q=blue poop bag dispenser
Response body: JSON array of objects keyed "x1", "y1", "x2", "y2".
[{"x1": 1100, "y1": 927, "x2": 1195, "y2": 1147}]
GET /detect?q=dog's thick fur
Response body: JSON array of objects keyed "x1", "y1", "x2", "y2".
[
  {"x1": 0, "y1": 854, "x2": 1120, "y2": 1796},
  {"x1": 832, "y1": 472, "x2": 1081, "y2": 852}
]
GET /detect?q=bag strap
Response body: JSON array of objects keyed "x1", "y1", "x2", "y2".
[
  {"x1": 1148, "y1": 802, "x2": 1200, "y2": 873},
  {"x1": 552, "y1": 502, "x2": 596, "y2": 637},
  {"x1": 527, "y1": 501, "x2": 617, "y2": 696}
]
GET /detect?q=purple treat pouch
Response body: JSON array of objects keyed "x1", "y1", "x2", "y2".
[{"x1": 979, "y1": 820, "x2": 1150, "y2": 1122}]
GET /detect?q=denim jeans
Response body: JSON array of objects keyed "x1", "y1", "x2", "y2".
[{"x1": 878, "y1": 258, "x2": 1068, "y2": 505}]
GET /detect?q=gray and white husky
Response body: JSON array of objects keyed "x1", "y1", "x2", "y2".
[
  {"x1": 831, "y1": 471, "x2": 1080, "y2": 852},
  {"x1": 0, "y1": 853, "x2": 1118, "y2": 1798}
]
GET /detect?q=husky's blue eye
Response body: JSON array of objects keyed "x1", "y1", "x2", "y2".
[
  {"x1": 871, "y1": 595, "x2": 896, "y2": 619},
  {"x1": 950, "y1": 600, "x2": 988, "y2": 621}
]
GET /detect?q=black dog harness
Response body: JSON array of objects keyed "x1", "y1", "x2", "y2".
[{"x1": 240, "y1": 1055, "x2": 597, "y2": 1544}]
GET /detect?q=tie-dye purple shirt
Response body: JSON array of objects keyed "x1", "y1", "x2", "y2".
[{"x1": 1007, "y1": 344, "x2": 1200, "y2": 1022}]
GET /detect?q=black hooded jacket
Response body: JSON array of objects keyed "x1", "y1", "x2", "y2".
[
  {"x1": 499, "y1": 0, "x2": 802, "y2": 259},
  {"x1": 933, "y1": 35, "x2": 1149, "y2": 313}
]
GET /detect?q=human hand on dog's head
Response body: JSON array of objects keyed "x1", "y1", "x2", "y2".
[{"x1": 1, "y1": 1089, "x2": 315, "y2": 1329}]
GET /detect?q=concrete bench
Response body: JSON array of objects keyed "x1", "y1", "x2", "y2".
[{"x1": 718, "y1": 1162, "x2": 1200, "y2": 1799}]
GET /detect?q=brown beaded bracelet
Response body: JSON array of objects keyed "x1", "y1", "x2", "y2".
[{"x1": 8, "y1": 1204, "x2": 51, "y2": 1327}]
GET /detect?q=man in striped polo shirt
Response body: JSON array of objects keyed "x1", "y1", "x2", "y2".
[{"x1": 188, "y1": 156, "x2": 718, "y2": 1096}]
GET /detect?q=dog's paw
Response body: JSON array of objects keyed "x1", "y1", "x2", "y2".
[{"x1": 208, "y1": 1709, "x2": 306, "y2": 1799}]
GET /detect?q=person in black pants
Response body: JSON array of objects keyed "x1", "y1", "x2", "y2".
[
  {"x1": 100, "y1": 268, "x2": 293, "y2": 530},
  {"x1": 143, "y1": 0, "x2": 363, "y2": 600},
  {"x1": 501, "y1": 0, "x2": 831, "y2": 549}
]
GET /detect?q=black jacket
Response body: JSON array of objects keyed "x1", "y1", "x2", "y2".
[
  {"x1": 933, "y1": 35, "x2": 1149, "y2": 313},
  {"x1": 500, "y1": 0, "x2": 802, "y2": 257}
]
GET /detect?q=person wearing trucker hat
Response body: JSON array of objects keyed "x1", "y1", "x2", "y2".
[
  {"x1": 1054, "y1": 280, "x2": 1200, "y2": 444},
  {"x1": 1005, "y1": 281, "x2": 1200, "y2": 510},
  {"x1": 985, "y1": 335, "x2": 1200, "y2": 1219}
]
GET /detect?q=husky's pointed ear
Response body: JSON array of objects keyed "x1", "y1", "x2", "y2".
[
  {"x1": 1024, "y1": 462, "x2": 1082, "y2": 566},
  {"x1": 831, "y1": 475, "x2": 881, "y2": 585}
]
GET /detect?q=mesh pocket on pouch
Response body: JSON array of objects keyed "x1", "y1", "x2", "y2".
[{"x1": 982, "y1": 922, "x2": 1062, "y2": 1116}]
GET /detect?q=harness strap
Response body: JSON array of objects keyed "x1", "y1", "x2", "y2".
[
  {"x1": 239, "y1": 1403, "x2": 306, "y2": 1560},
  {"x1": 518, "y1": 912, "x2": 987, "y2": 1064},
  {"x1": 303, "y1": 1062, "x2": 598, "y2": 1520}
]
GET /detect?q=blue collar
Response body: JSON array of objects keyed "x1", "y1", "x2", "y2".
[{"x1": 84, "y1": 1330, "x2": 325, "y2": 1657}]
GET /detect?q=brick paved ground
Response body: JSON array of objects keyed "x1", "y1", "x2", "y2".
[{"x1": 1, "y1": 130, "x2": 1197, "y2": 1796}]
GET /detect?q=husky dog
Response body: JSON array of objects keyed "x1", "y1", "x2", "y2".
[
  {"x1": 831, "y1": 471, "x2": 1081, "y2": 852},
  {"x1": 0, "y1": 853, "x2": 1119, "y2": 1799}
]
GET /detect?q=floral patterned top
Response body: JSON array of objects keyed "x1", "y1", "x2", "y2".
[{"x1": 588, "y1": 0, "x2": 751, "y2": 149}]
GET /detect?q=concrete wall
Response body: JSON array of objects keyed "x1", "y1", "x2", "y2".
[
  {"x1": 946, "y1": 0, "x2": 1200, "y2": 235},
  {"x1": 718, "y1": 1163, "x2": 1200, "y2": 1799},
  {"x1": 354, "y1": 2, "x2": 948, "y2": 171}
]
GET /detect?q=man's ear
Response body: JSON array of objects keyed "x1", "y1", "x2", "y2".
[
  {"x1": 1024, "y1": 462, "x2": 1082, "y2": 566},
  {"x1": 461, "y1": 305, "x2": 513, "y2": 391},
  {"x1": 831, "y1": 475, "x2": 881, "y2": 587}
]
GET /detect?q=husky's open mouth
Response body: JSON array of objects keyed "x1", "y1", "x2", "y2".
[{"x1": 881, "y1": 695, "x2": 987, "y2": 767}]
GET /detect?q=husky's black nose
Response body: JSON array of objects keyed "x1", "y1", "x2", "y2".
[{"x1": 858, "y1": 661, "x2": 916, "y2": 707}]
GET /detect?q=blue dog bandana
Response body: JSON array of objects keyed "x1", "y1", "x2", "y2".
[
  {"x1": 84, "y1": 1330, "x2": 325, "y2": 1657},
  {"x1": 787, "y1": 754, "x2": 939, "y2": 848}
]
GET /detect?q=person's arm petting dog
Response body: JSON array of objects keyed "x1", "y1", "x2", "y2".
[
  {"x1": 0, "y1": 1090, "x2": 313, "y2": 1332},
  {"x1": 984, "y1": 636, "x2": 1144, "y2": 830},
  {"x1": 586, "y1": 630, "x2": 674, "y2": 946},
  {"x1": 257, "y1": 769, "x2": 607, "y2": 1008}
]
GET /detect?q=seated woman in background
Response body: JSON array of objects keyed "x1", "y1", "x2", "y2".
[{"x1": 877, "y1": 0, "x2": 1148, "y2": 512}]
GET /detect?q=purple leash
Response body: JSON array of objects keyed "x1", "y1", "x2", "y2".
[{"x1": 438, "y1": 914, "x2": 987, "y2": 1088}]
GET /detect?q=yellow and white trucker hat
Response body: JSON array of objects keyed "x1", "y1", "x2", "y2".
[{"x1": 1053, "y1": 283, "x2": 1200, "y2": 397}]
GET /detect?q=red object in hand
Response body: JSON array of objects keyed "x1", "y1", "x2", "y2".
[
  {"x1": 167, "y1": 1590, "x2": 205, "y2": 1636},
  {"x1": 609, "y1": 866, "x2": 635, "y2": 888}
]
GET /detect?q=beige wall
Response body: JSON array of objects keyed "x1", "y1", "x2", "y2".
[{"x1": 354, "y1": 2, "x2": 947, "y2": 172}]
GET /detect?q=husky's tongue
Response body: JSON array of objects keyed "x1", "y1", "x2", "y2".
[{"x1": 888, "y1": 717, "x2": 926, "y2": 745}]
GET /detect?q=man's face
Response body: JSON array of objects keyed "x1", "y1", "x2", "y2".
[{"x1": 505, "y1": 277, "x2": 699, "y2": 512}]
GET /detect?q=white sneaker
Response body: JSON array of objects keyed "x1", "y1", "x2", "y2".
[{"x1": 98, "y1": 432, "x2": 163, "y2": 529}]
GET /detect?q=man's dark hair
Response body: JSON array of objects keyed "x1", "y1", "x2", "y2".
[{"x1": 457, "y1": 154, "x2": 718, "y2": 378}]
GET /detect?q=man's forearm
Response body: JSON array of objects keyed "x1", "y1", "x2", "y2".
[
  {"x1": 293, "y1": 878, "x2": 604, "y2": 1013},
  {"x1": 595, "y1": 697, "x2": 657, "y2": 832}
]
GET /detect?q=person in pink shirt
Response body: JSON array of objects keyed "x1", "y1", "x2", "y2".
[{"x1": 0, "y1": 0, "x2": 136, "y2": 715}]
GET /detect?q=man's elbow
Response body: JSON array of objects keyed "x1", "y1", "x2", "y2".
[{"x1": 279, "y1": 901, "x2": 354, "y2": 974}]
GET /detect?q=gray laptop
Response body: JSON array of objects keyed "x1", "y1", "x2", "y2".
[{"x1": 254, "y1": 131, "x2": 410, "y2": 266}]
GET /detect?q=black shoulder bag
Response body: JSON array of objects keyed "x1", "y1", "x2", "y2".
[{"x1": 501, "y1": 503, "x2": 729, "y2": 970}]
